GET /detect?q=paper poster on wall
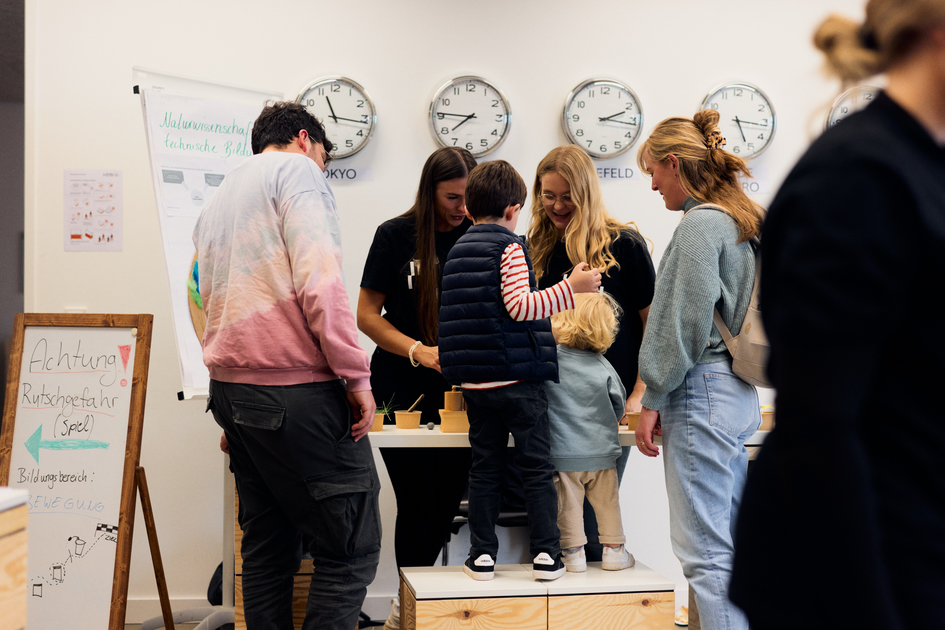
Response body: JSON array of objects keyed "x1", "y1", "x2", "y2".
[
  {"x1": 136, "y1": 72, "x2": 281, "y2": 396},
  {"x1": 63, "y1": 170, "x2": 123, "y2": 251},
  {"x1": 8, "y1": 325, "x2": 136, "y2": 629}
]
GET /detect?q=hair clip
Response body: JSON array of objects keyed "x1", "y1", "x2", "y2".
[
  {"x1": 860, "y1": 25, "x2": 879, "y2": 51},
  {"x1": 705, "y1": 130, "x2": 727, "y2": 150}
]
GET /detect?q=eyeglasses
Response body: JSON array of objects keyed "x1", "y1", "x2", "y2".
[
  {"x1": 323, "y1": 153, "x2": 334, "y2": 168},
  {"x1": 541, "y1": 192, "x2": 574, "y2": 206}
]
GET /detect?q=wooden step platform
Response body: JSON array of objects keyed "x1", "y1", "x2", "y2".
[{"x1": 400, "y1": 562, "x2": 674, "y2": 630}]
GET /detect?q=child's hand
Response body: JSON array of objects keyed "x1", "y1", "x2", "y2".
[{"x1": 568, "y1": 262, "x2": 601, "y2": 293}]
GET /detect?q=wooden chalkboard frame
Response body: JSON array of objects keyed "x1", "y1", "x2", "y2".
[{"x1": 0, "y1": 313, "x2": 153, "y2": 630}]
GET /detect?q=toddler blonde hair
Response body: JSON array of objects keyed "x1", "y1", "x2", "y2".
[{"x1": 551, "y1": 292, "x2": 622, "y2": 354}]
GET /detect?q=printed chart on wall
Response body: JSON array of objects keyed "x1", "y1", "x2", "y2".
[
  {"x1": 1, "y1": 319, "x2": 147, "y2": 630},
  {"x1": 136, "y1": 68, "x2": 281, "y2": 396},
  {"x1": 63, "y1": 170, "x2": 123, "y2": 251}
]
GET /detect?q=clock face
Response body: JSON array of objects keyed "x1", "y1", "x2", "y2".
[
  {"x1": 562, "y1": 79, "x2": 643, "y2": 159},
  {"x1": 429, "y1": 76, "x2": 511, "y2": 157},
  {"x1": 700, "y1": 82, "x2": 776, "y2": 159},
  {"x1": 296, "y1": 76, "x2": 376, "y2": 159},
  {"x1": 826, "y1": 86, "x2": 879, "y2": 129}
]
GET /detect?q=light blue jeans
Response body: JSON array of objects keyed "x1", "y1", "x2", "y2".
[{"x1": 661, "y1": 361, "x2": 760, "y2": 630}]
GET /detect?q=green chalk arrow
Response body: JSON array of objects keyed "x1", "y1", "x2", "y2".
[{"x1": 25, "y1": 425, "x2": 109, "y2": 464}]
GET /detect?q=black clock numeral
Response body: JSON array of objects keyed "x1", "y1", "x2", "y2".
[
  {"x1": 361, "y1": 114, "x2": 369, "y2": 122},
  {"x1": 442, "y1": 98, "x2": 450, "y2": 106},
  {"x1": 748, "y1": 143, "x2": 755, "y2": 151},
  {"x1": 495, "y1": 114, "x2": 504, "y2": 122},
  {"x1": 625, "y1": 102, "x2": 633, "y2": 110},
  {"x1": 865, "y1": 93, "x2": 873, "y2": 100},
  {"x1": 625, "y1": 131, "x2": 633, "y2": 138},
  {"x1": 577, "y1": 101, "x2": 585, "y2": 109},
  {"x1": 441, "y1": 127, "x2": 449, "y2": 135},
  {"x1": 305, "y1": 98, "x2": 315, "y2": 107},
  {"x1": 453, "y1": 87, "x2": 460, "y2": 95},
  {"x1": 586, "y1": 140, "x2": 592, "y2": 148},
  {"x1": 588, "y1": 90, "x2": 595, "y2": 98},
  {"x1": 733, "y1": 146, "x2": 741, "y2": 153},
  {"x1": 721, "y1": 91, "x2": 728, "y2": 100},
  {"x1": 346, "y1": 140, "x2": 353, "y2": 148},
  {"x1": 601, "y1": 86, "x2": 611, "y2": 95},
  {"x1": 758, "y1": 104, "x2": 766, "y2": 112},
  {"x1": 734, "y1": 88, "x2": 743, "y2": 97},
  {"x1": 599, "y1": 144, "x2": 607, "y2": 153},
  {"x1": 710, "y1": 102, "x2": 719, "y2": 110},
  {"x1": 466, "y1": 83, "x2": 476, "y2": 92},
  {"x1": 331, "y1": 84, "x2": 340, "y2": 93},
  {"x1": 614, "y1": 141, "x2": 622, "y2": 149},
  {"x1": 481, "y1": 139, "x2": 488, "y2": 147},
  {"x1": 356, "y1": 130, "x2": 364, "y2": 137},
  {"x1": 572, "y1": 114, "x2": 580, "y2": 122},
  {"x1": 575, "y1": 129, "x2": 584, "y2": 137},
  {"x1": 492, "y1": 100, "x2": 499, "y2": 108},
  {"x1": 451, "y1": 137, "x2": 458, "y2": 145},
  {"x1": 357, "y1": 100, "x2": 364, "y2": 108},
  {"x1": 491, "y1": 129, "x2": 498, "y2": 136},
  {"x1": 758, "y1": 133, "x2": 764, "y2": 140},
  {"x1": 466, "y1": 142, "x2": 474, "y2": 150}
]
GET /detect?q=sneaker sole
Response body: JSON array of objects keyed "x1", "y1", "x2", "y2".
[
  {"x1": 533, "y1": 567, "x2": 566, "y2": 580},
  {"x1": 463, "y1": 563, "x2": 494, "y2": 581},
  {"x1": 602, "y1": 559, "x2": 636, "y2": 571},
  {"x1": 564, "y1": 561, "x2": 587, "y2": 573}
]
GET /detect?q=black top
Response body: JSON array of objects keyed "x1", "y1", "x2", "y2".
[
  {"x1": 731, "y1": 93, "x2": 945, "y2": 630},
  {"x1": 360, "y1": 215, "x2": 472, "y2": 423},
  {"x1": 536, "y1": 229, "x2": 655, "y2": 392}
]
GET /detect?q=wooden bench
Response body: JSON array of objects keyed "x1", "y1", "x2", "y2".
[{"x1": 400, "y1": 562, "x2": 674, "y2": 630}]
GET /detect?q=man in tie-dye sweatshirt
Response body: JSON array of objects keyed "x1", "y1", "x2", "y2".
[{"x1": 193, "y1": 102, "x2": 380, "y2": 630}]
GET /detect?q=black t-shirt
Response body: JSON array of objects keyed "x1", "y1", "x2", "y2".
[
  {"x1": 536, "y1": 229, "x2": 655, "y2": 392},
  {"x1": 360, "y1": 215, "x2": 472, "y2": 422}
]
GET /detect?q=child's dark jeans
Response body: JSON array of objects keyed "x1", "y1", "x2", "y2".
[{"x1": 463, "y1": 381, "x2": 561, "y2": 560}]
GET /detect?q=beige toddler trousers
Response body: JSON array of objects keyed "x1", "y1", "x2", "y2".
[{"x1": 553, "y1": 468, "x2": 626, "y2": 549}]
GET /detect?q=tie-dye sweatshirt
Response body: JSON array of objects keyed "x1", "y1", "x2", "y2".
[{"x1": 192, "y1": 151, "x2": 371, "y2": 391}]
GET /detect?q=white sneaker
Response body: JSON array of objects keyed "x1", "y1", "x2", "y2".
[
  {"x1": 561, "y1": 546, "x2": 587, "y2": 573},
  {"x1": 383, "y1": 597, "x2": 400, "y2": 630},
  {"x1": 602, "y1": 545, "x2": 635, "y2": 570}
]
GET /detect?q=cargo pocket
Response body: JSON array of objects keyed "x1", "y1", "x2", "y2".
[
  {"x1": 232, "y1": 401, "x2": 285, "y2": 430},
  {"x1": 305, "y1": 466, "x2": 381, "y2": 559}
]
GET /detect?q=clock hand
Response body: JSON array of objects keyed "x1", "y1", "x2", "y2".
[
  {"x1": 733, "y1": 119, "x2": 769, "y2": 127},
  {"x1": 598, "y1": 111, "x2": 626, "y2": 122},
  {"x1": 451, "y1": 113, "x2": 477, "y2": 131},
  {"x1": 332, "y1": 115, "x2": 369, "y2": 124},
  {"x1": 325, "y1": 97, "x2": 339, "y2": 123},
  {"x1": 436, "y1": 112, "x2": 475, "y2": 119},
  {"x1": 733, "y1": 116, "x2": 746, "y2": 142},
  {"x1": 601, "y1": 118, "x2": 637, "y2": 126}
]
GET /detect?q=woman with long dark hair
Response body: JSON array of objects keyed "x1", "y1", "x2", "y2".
[{"x1": 357, "y1": 146, "x2": 476, "y2": 630}]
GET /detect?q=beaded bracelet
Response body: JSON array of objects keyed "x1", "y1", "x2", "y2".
[{"x1": 408, "y1": 340, "x2": 422, "y2": 367}]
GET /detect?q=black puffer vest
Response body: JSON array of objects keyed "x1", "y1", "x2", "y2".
[{"x1": 438, "y1": 224, "x2": 558, "y2": 385}]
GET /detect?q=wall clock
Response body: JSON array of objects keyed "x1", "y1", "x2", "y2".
[
  {"x1": 562, "y1": 78, "x2": 643, "y2": 159},
  {"x1": 700, "y1": 81, "x2": 776, "y2": 159},
  {"x1": 826, "y1": 85, "x2": 879, "y2": 129},
  {"x1": 429, "y1": 76, "x2": 511, "y2": 157},
  {"x1": 296, "y1": 76, "x2": 377, "y2": 159}
]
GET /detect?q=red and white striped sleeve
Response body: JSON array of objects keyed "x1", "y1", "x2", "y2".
[{"x1": 500, "y1": 243, "x2": 574, "y2": 321}]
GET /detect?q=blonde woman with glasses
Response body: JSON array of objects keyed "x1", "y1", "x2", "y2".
[{"x1": 527, "y1": 145, "x2": 655, "y2": 562}]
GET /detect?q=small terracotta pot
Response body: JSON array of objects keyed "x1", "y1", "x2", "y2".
[
  {"x1": 371, "y1": 413, "x2": 385, "y2": 432},
  {"x1": 395, "y1": 410, "x2": 422, "y2": 430}
]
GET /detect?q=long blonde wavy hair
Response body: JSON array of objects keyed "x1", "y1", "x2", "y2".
[
  {"x1": 527, "y1": 145, "x2": 636, "y2": 281},
  {"x1": 814, "y1": 0, "x2": 945, "y2": 83},
  {"x1": 636, "y1": 110, "x2": 764, "y2": 243}
]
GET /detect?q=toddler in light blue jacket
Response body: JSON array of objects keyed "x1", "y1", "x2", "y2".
[{"x1": 546, "y1": 291, "x2": 635, "y2": 572}]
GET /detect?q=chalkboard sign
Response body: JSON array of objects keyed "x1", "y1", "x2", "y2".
[{"x1": 0, "y1": 313, "x2": 153, "y2": 630}]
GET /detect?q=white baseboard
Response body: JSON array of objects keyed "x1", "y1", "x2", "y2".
[{"x1": 125, "y1": 594, "x2": 395, "y2": 625}]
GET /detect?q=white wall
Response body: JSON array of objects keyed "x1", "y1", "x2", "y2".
[{"x1": 25, "y1": 0, "x2": 866, "y2": 621}]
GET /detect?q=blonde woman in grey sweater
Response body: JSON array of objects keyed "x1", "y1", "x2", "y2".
[{"x1": 634, "y1": 110, "x2": 763, "y2": 630}]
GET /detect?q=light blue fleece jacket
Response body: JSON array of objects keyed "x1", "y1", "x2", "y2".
[{"x1": 545, "y1": 345, "x2": 627, "y2": 472}]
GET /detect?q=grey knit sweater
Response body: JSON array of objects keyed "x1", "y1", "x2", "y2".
[{"x1": 639, "y1": 198, "x2": 755, "y2": 410}]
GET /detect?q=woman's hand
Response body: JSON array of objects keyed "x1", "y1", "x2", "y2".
[
  {"x1": 635, "y1": 406, "x2": 662, "y2": 457},
  {"x1": 568, "y1": 262, "x2": 602, "y2": 293},
  {"x1": 626, "y1": 382, "x2": 645, "y2": 415},
  {"x1": 414, "y1": 344, "x2": 441, "y2": 372}
]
